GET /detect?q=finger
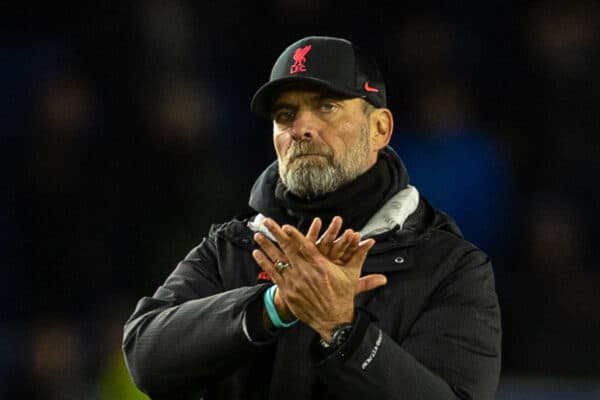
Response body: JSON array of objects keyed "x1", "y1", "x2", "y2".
[
  {"x1": 339, "y1": 232, "x2": 362, "y2": 263},
  {"x1": 329, "y1": 229, "x2": 354, "y2": 261},
  {"x1": 262, "y1": 218, "x2": 294, "y2": 252},
  {"x1": 316, "y1": 216, "x2": 343, "y2": 256},
  {"x1": 253, "y1": 232, "x2": 286, "y2": 264},
  {"x1": 252, "y1": 249, "x2": 280, "y2": 281},
  {"x1": 354, "y1": 274, "x2": 388, "y2": 295},
  {"x1": 281, "y1": 224, "x2": 324, "y2": 263},
  {"x1": 346, "y1": 238, "x2": 376, "y2": 273},
  {"x1": 306, "y1": 218, "x2": 322, "y2": 243}
]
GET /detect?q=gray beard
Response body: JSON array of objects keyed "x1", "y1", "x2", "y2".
[{"x1": 278, "y1": 125, "x2": 371, "y2": 199}]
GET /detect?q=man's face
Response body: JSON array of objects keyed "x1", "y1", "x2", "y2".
[{"x1": 271, "y1": 87, "x2": 376, "y2": 199}]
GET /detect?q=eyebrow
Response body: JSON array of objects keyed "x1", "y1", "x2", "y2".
[
  {"x1": 271, "y1": 93, "x2": 348, "y2": 114},
  {"x1": 271, "y1": 101, "x2": 297, "y2": 114}
]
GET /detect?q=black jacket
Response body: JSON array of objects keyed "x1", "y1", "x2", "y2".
[{"x1": 122, "y1": 187, "x2": 501, "y2": 399}]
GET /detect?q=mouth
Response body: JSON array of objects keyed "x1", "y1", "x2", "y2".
[{"x1": 288, "y1": 154, "x2": 329, "y2": 164}]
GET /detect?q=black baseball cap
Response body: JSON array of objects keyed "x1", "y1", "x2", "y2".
[{"x1": 251, "y1": 36, "x2": 387, "y2": 117}]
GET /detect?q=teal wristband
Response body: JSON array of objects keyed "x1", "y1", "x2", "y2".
[{"x1": 263, "y1": 285, "x2": 298, "y2": 328}]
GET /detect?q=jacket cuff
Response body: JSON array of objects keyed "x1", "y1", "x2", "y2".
[
  {"x1": 242, "y1": 284, "x2": 281, "y2": 344},
  {"x1": 311, "y1": 308, "x2": 373, "y2": 364}
]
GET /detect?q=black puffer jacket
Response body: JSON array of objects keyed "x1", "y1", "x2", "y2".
[{"x1": 123, "y1": 192, "x2": 501, "y2": 399}]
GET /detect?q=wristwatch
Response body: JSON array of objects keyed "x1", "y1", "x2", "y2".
[{"x1": 319, "y1": 322, "x2": 353, "y2": 350}]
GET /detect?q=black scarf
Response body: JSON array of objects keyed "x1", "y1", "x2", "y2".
[{"x1": 248, "y1": 146, "x2": 409, "y2": 232}]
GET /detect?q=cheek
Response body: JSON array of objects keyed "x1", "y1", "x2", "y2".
[
  {"x1": 273, "y1": 131, "x2": 291, "y2": 158},
  {"x1": 339, "y1": 121, "x2": 355, "y2": 139},
  {"x1": 333, "y1": 122, "x2": 358, "y2": 151}
]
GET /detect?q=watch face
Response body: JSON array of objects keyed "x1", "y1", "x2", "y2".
[{"x1": 332, "y1": 323, "x2": 353, "y2": 347}]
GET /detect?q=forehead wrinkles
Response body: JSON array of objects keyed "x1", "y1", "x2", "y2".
[
  {"x1": 273, "y1": 92, "x2": 322, "y2": 110},
  {"x1": 273, "y1": 88, "x2": 354, "y2": 108}
]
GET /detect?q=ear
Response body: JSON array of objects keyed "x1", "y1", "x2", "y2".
[{"x1": 369, "y1": 108, "x2": 394, "y2": 151}]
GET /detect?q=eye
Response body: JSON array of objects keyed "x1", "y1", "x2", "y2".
[
  {"x1": 272, "y1": 110, "x2": 295, "y2": 124},
  {"x1": 318, "y1": 102, "x2": 338, "y2": 113}
]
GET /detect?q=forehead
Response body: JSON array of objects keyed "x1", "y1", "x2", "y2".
[{"x1": 271, "y1": 84, "x2": 353, "y2": 107}]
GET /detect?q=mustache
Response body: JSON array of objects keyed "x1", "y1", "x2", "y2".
[{"x1": 286, "y1": 142, "x2": 333, "y2": 161}]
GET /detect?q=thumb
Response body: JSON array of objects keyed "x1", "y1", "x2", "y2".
[{"x1": 354, "y1": 274, "x2": 387, "y2": 295}]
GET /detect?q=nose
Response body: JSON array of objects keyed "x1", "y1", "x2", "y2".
[{"x1": 290, "y1": 109, "x2": 317, "y2": 141}]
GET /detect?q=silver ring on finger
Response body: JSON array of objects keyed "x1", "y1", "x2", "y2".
[{"x1": 275, "y1": 260, "x2": 290, "y2": 273}]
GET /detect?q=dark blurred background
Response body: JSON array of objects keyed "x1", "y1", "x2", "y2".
[{"x1": 3, "y1": 0, "x2": 600, "y2": 398}]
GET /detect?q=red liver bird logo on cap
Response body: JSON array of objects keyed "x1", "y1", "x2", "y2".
[{"x1": 290, "y1": 45, "x2": 312, "y2": 74}]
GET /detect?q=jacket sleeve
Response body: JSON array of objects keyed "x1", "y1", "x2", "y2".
[
  {"x1": 314, "y1": 248, "x2": 501, "y2": 400},
  {"x1": 122, "y1": 235, "x2": 271, "y2": 397}
]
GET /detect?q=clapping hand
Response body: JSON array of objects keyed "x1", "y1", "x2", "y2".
[{"x1": 252, "y1": 217, "x2": 387, "y2": 341}]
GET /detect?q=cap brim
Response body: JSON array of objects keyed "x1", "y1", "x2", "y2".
[{"x1": 250, "y1": 76, "x2": 365, "y2": 117}]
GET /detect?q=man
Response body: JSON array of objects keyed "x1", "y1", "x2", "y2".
[{"x1": 123, "y1": 36, "x2": 501, "y2": 399}]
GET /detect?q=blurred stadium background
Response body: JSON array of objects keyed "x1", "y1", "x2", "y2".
[{"x1": 3, "y1": 1, "x2": 600, "y2": 398}]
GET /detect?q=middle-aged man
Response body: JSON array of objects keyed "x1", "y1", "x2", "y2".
[{"x1": 123, "y1": 36, "x2": 502, "y2": 399}]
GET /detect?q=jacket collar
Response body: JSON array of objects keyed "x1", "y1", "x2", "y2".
[{"x1": 247, "y1": 185, "x2": 419, "y2": 241}]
